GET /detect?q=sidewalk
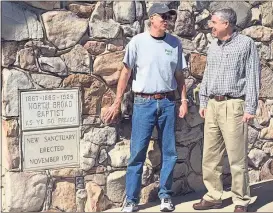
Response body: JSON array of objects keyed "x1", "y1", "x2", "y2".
[{"x1": 105, "y1": 180, "x2": 273, "y2": 212}]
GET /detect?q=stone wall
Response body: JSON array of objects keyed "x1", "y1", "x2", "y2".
[{"x1": 1, "y1": 1, "x2": 273, "y2": 212}]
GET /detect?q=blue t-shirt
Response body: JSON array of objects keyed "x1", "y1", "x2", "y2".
[{"x1": 123, "y1": 31, "x2": 187, "y2": 93}]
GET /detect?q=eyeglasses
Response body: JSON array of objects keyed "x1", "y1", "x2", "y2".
[{"x1": 154, "y1": 13, "x2": 171, "y2": 21}]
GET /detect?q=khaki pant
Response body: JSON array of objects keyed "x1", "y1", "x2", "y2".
[{"x1": 202, "y1": 98, "x2": 251, "y2": 206}]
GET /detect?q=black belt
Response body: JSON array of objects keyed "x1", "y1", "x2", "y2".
[
  {"x1": 135, "y1": 91, "x2": 175, "y2": 100},
  {"x1": 209, "y1": 95, "x2": 245, "y2": 102}
]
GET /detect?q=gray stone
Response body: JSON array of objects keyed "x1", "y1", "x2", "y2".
[
  {"x1": 81, "y1": 142, "x2": 99, "y2": 159},
  {"x1": 42, "y1": 11, "x2": 88, "y2": 50},
  {"x1": 25, "y1": 40, "x2": 56, "y2": 57},
  {"x1": 176, "y1": 124, "x2": 204, "y2": 145},
  {"x1": 260, "y1": 118, "x2": 273, "y2": 140},
  {"x1": 89, "y1": 3, "x2": 121, "y2": 39},
  {"x1": 248, "y1": 126, "x2": 259, "y2": 149},
  {"x1": 25, "y1": 1, "x2": 60, "y2": 10},
  {"x1": 260, "y1": 63, "x2": 273, "y2": 98},
  {"x1": 256, "y1": 100, "x2": 271, "y2": 126},
  {"x1": 248, "y1": 169, "x2": 260, "y2": 183},
  {"x1": 90, "y1": 2, "x2": 113, "y2": 21},
  {"x1": 185, "y1": 105, "x2": 204, "y2": 127},
  {"x1": 193, "y1": 32, "x2": 207, "y2": 53},
  {"x1": 187, "y1": 172, "x2": 206, "y2": 192},
  {"x1": 67, "y1": 3, "x2": 95, "y2": 19},
  {"x1": 242, "y1": 26, "x2": 273, "y2": 42},
  {"x1": 142, "y1": 165, "x2": 153, "y2": 186},
  {"x1": 174, "y1": 10, "x2": 195, "y2": 37},
  {"x1": 140, "y1": 182, "x2": 159, "y2": 204},
  {"x1": 15, "y1": 47, "x2": 38, "y2": 72},
  {"x1": 136, "y1": 1, "x2": 144, "y2": 20},
  {"x1": 90, "y1": 19, "x2": 121, "y2": 39},
  {"x1": 255, "y1": 42, "x2": 271, "y2": 60},
  {"x1": 2, "y1": 68, "x2": 33, "y2": 117},
  {"x1": 177, "y1": 146, "x2": 189, "y2": 161},
  {"x1": 84, "y1": 41, "x2": 106, "y2": 56},
  {"x1": 31, "y1": 73, "x2": 62, "y2": 89},
  {"x1": 175, "y1": 36, "x2": 196, "y2": 52},
  {"x1": 195, "y1": 9, "x2": 210, "y2": 23},
  {"x1": 4, "y1": 172, "x2": 47, "y2": 212},
  {"x1": 262, "y1": 142, "x2": 273, "y2": 156},
  {"x1": 121, "y1": 21, "x2": 142, "y2": 37},
  {"x1": 109, "y1": 140, "x2": 130, "y2": 168},
  {"x1": 260, "y1": 159, "x2": 273, "y2": 180},
  {"x1": 83, "y1": 126, "x2": 117, "y2": 146},
  {"x1": 1, "y1": 41, "x2": 24, "y2": 67},
  {"x1": 251, "y1": 8, "x2": 261, "y2": 24},
  {"x1": 172, "y1": 179, "x2": 188, "y2": 195},
  {"x1": 2, "y1": 2, "x2": 43, "y2": 41},
  {"x1": 99, "y1": 149, "x2": 108, "y2": 164},
  {"x1": 145, "y1": 140, "x2": 161, "y2": 168},
  {"x1": 260, "y1": 2, "x2": 273, "y2": 27},
  {"x1": 81, "y1": 157, "x2": 96, "y2": 171},
  {"x1": 106, "y1": 171, "x2": 126, "y2": 203},
  {"x1": 85, "y1": 174, "x2": 106, "y2": 186},
  {"x1": 76, "y1": 189, "x2": 87, "y2": 212},
  {"x1": 248, "y1": 148, "x2": 269, "y2": 168},
  {"x1": 190, "y1": 143, "x2": 202, "y2": 174},
  {"x1": 38, "y1": 57, "x2": 67, "y2": 76},
  {"x1": 249, "y1": 1, "x2": 264, "y2": 6},
  {"x1": 61, "y1": 45, "x2": 91, "y2": 74},
  {"x1": 178, "y1": 1, "x2": 194, "y2": 12},
  {"x1": 113, "y1": 1, "x2": 136, "y2": 24},
  {"x1": 209, "y1": 1, "x2": 251, "y2": 28},
  {"x1": 173, "y1": 163, "x2": 189, "y2": 179}
]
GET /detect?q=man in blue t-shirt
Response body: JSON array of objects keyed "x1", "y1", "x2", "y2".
[{"x1": 104, "y1": 3, "x2": 188, "y2": 212}]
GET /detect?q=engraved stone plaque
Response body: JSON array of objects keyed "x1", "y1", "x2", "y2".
[
  {"x1": 20, "y1": 89, "x2": 79, "y2": 131},
  {"x1": 22, "y1": 128, "x2": 79, "y2": 171}
]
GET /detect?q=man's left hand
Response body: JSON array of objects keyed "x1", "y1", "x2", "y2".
[
  {"x1": 242, "y1": 113, "x2": 255, "y2": 123},
  {"x1": 179, "y1": 102, "x2": 188, "y2": 118}
]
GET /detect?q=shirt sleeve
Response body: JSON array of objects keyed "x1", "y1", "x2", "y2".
[
  {"x1": 199, "y1": 65, "x2": 209, "y2": 109},
  {"x1": 176, "y1": 42, "x2": 187, "y2": 72},
  {"x1": 244, "y1": 39, "x2": 261, "y2": 115},
  {"x1": 123, "y1": 38, "x2": 137, "y2": 70}
]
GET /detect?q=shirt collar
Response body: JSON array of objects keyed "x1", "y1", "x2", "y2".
[{"x1": 217, "y1": 31, "x2": 238, "y2": 46}]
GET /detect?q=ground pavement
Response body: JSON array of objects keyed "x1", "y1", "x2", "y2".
[{"x1": 105, "y1": 180, "x2": 273, "y2": 212}]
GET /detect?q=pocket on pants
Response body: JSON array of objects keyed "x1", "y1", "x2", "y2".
[{"x1": 232, "y1": 100, "x2": 245, "y2": 117}]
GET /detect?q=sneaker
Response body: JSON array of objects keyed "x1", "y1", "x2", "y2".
[
  {"x1": 160, "y1": 198, "x2": 175, "y2": 212},
  {"x1": 121, "y1": 201, "x2": 139, "y2": 212}
]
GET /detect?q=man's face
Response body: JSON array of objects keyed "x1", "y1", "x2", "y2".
[
  {"x1": 209, "y1": 15, "x2": 228, "y2": 38},
  {"x1": 150, "y1": 13, "x2": 170, "y2": 31}
]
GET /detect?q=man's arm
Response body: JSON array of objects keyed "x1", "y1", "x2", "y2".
[
  {"x1": 175, "y1": 71, "x2": 187, "y2": 100},
  {"x1": 244, "y1": 40, "x2": 260, "y2": 115},
  {"x1": 175, "y1": 71, "x2": 188, "y2": 118},
  {"x1": 103, "y1": 65, "x2": 132, "y2": 123}
]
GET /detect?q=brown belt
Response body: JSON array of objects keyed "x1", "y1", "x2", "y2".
[
  {"x1": 135, "y1": 91, "x2": 175, "y2": 100},
  {"x1": 209, "y1": 95, "x2": 245, "y2": 102}
]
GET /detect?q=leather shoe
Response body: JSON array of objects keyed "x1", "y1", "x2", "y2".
[
  {"x1": 193, "y1": 199, "x2": 222, "y2": 210},
  {"x1": 234, "y1": 205, "x2": 248, "y2": 212}
]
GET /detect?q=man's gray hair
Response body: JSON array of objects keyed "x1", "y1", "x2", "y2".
[{"x1": 212, "y1": 8, "x2": 237, "y2": 27}]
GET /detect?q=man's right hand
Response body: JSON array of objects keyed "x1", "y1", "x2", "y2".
[
  {"x1": 199, "y1": 108, "x2": 207, "y2": 119},
  {"x1": 103, "y1": 101, "x2": 121, "y2": 124}
]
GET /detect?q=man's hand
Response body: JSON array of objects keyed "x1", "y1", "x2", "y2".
[
  {"x1": 103, "y1": 101, "x2": 121, "y2": 124},
  {"x1": 179, "y1": 101, "x2": 188, "y2": 118},
  {"x1": 199, "y1": 108, "x2": 206, "y2": 119},
  {"x1": 242, "y1": 113, "x2": 255, "y2": 123}
]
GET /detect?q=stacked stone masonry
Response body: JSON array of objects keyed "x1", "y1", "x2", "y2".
[{"x1": 1, "y1": 1, "x2": 273, "y2": 212}]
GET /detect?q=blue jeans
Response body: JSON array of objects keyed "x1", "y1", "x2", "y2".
[{"x1": 125, "y1": 96, "x2": 177, "y2": 204}]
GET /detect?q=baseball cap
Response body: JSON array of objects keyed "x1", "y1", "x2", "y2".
[{"x1": 148, "y1": 3, "x2": 177, "y2": 17}]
